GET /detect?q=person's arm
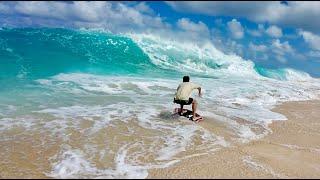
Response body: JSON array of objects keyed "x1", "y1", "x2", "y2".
[
  {"x1": 174, "y1": 85, "x2": 180, "y2": 101},
  {"x1": 198, "y1": 87, "x2": 202, "y2": 97},
  {"x1": 192, "y1": 83, "x2": 202, "y2": 97}
]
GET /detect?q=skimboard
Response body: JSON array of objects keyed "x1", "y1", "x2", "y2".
[{"x1": 173, "y1": 108, "x2": 203, "y2": 122}]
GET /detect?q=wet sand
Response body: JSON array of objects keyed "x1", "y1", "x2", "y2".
[
  {"x1": 1, "y1": 100, "x2": 319, "y2": 178},
  {"x1": 148, "y1": 100, "x2": 320, "y2": 178}
]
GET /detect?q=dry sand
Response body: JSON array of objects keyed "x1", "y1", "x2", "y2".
[{"x1": 148, "y1": 100, "x2": 320, "y2": 178}]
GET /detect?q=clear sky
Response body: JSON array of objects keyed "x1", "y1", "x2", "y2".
[{"x1": 1, "y1": 1, "x2": 319, "y2": 77}]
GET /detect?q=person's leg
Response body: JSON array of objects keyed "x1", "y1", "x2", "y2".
[
  {"x1": 192, "y1": 99, "x2": 197, "y2": 117},
  {"x1": 179, "y1": 104, "x2": 184, "y2": 115}
]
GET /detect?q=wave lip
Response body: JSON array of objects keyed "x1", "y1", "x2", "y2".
[
  {"x1": 128, "y1": 32, "x2": 262, "y2": 78},
  {"x1": 255, "y1": 66, "x2": 313, "y2": 81}
]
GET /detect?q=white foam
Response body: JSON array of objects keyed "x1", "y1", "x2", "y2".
[
  {"x1": 129, "y1": 33, "x2": 260, "y2": 78},
  {"x1": 33, "y1": 72, "x2": 320, "y2": 143},
  {"x1": 284, "y1": 68, "x2": 313, "y2": 82},
  {"x1": 156, "y1": 125, "x2": 199, "y2": 161},
  {"x1": 24, "y1": 83, "x2": 224, "y2": 178},
  {"x1": 243, "y1": 155, "x2": 285, "y2": 178},
  {"x1": 0, "y1": 116, "x2": 38, "y2": 132},
  {"x1": 2, "y1": 70, "x2": 318, "y2": 178},
  {"x1": 34, "y1": 103, "x2": 134, "y2": 135},
  {"x1": 36, "y1": 73, "x2": 177, "y2": 96},
  {"x1": 48, "y1": 149, "x2": 94, "y2": 179},
  {"x1": 47, "y1": 144, "x2": 181, "y2": 179}
]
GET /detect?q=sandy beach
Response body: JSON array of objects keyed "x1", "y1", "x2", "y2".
[
  {"x1": 1, "y1": 100, "x2": 319, "y2": 178},
  {"x1": 148, "y1": 100, "x2": 320, "y2": 178}
]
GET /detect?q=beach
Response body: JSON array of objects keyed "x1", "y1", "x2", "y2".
[
  {"x1": 148, "y1": 100, "x2": 320, "y2": 178},
  {"x1": 1, "y1": 100, "x2": 319, "y2": 178}
]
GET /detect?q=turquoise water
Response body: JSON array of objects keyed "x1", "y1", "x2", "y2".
[
  {"x1": 0, "y1": 28, "x2": 312, "y2": 88},
  {"x1": 0, "y1": 28, "x2": 178, "y2": 84},
  {"x1": 1, "y1": 28, "x2": 320, "y2": 178}
]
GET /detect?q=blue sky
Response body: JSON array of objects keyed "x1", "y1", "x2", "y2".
[{"x1": 0, "y1": 1, "x2": 319, "y2": 77}]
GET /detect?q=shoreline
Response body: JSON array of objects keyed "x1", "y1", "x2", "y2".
[
  {"x1": 1, "y1": 100, "x2": 319, "y2": 178},
  {"x1": 147, "y1": 100, "x2": 320, "y2": 178}
]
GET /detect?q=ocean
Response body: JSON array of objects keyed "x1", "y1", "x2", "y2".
[{"x1": 0, "y1": 27, "x2": 319, "y2": 178}]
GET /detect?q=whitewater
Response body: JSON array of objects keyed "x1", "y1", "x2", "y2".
[{"x1": 0, "y1": 28, "x2": 319, "y2": 178}]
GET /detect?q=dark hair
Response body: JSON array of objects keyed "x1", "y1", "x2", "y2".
[{"x1": 183, "y1": 76, "x2": 190, "y2": 82}]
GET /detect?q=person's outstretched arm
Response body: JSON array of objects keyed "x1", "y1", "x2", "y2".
[{"x1": 198, "y1": 87, "x2": 202, "y2": 97}]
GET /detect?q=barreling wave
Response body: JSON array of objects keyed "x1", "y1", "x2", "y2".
[
  {"x1": 0, "y1": 27, "x2": 315, "y2": 82},
  {"x1": 0, "y1": 28, "x2": 154, "y2": 81}
]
